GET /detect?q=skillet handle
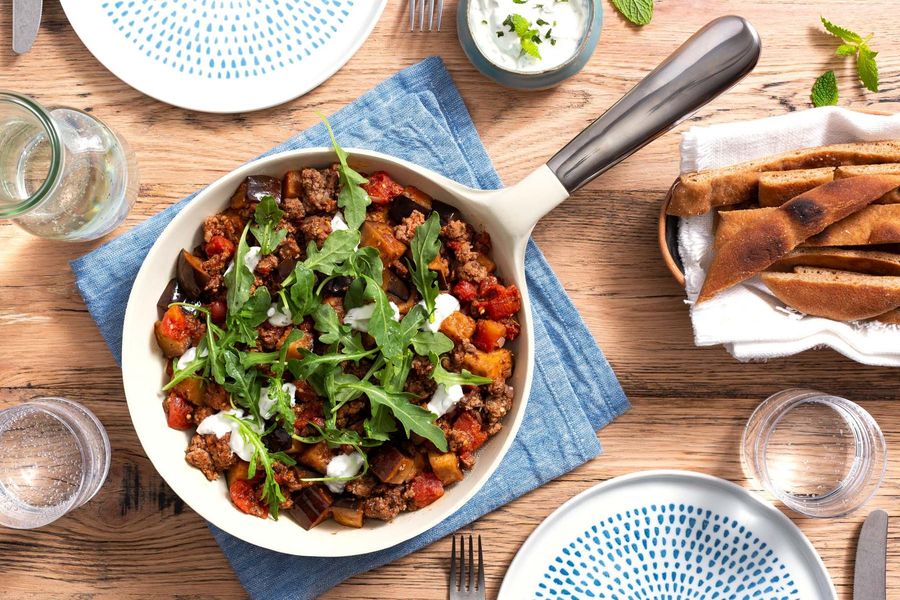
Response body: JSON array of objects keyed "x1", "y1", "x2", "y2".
[{"x1": 546, "y1": 15, "x2": 760, "y2": 193}]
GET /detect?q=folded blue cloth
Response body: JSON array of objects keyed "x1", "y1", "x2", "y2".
[{"x1": 71, "y1": 56, "x2": 629, "y2": 599}]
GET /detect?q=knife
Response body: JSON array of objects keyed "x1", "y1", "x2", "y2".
[
  {"x1": 854, "y1": 509, "x2": 888, "y2": 600},
  {"x1": 12, "y1": 0, "x2": 42, "y2": 54}
]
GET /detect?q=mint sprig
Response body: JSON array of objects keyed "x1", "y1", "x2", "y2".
[
  {"x1": 502, "y1": 14, "x2": 542, "y2": 59},
  {"x1": 820, "y1": 17, "x2": 880, "y2": 93},
  {"x1": 811, "y1": 70, "x2": 839, "y2": 107},
  {"x1": 611, "y1": 0, "x2": 653, "y2": 26}
]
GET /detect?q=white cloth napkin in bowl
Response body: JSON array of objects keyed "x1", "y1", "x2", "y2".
[{"x1": 678, "y1": 107, "x2": 900, "y2": 367}]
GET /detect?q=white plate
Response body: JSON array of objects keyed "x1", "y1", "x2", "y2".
[
  {"x1": 60, "y1": 0, "x2": 387, "y2": 113},
  {"x1": 500, "y1": 470, "x2": 837, "y2": 600}
]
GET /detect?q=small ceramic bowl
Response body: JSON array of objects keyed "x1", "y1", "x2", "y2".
[{"x1": 457, "y1": 0, "x2": 603, "y2": 90}]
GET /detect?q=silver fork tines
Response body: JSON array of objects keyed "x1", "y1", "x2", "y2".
[
  {"x1": 409, "y1": 0, "x2": 443, "y2": 31},
  {"x1": 449, "y1": 534, "x2": 485, "y2": 600}
]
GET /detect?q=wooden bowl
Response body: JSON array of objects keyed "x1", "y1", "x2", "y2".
[{"x1": 658, "y1": 179, "x2": 686, "y2": 286}]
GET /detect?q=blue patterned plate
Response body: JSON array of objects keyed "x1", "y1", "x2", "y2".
[
  {"x1": 60, "y1": 0, "x2": 387, "y2": 113},
  {"x1": 499, "y1": 471, "x2": 836, "y2": 600}
]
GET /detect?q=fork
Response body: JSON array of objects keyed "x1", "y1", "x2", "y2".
[
  {"x1": 408, "y1": 0, "x2": 444, "y2": 32},
  {"x1": 449, "y1": 534, "x2": 486, "y2": 600}
]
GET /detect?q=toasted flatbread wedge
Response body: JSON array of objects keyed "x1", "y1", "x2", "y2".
[
  {"x1": 768, "y1": 248, "x2": 900, "y2": 276},
  {"x1": 805, "y1": 204, "x2": 900, "y2": 246},
  {"x1": 668, "y1": 140, "x2": 900, "y2": 216},
  {"x1": 758, "y1": 168, "x2": 835, "y2": 207},
  {"x1": 836, "y1": 164, "x2": 900, "y2": 204},
  {"x1": 761, "y1": 267, "x2": 900, "y2": 320},
  {"x1": 874, "y1": 308, "x2": 900, "y2": 324},
  {"x1": 698, "y1": 174, "x2": 900, "y2": 303}
]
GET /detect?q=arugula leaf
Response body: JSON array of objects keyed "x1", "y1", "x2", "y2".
[
  {"x1": 820, "y1": 16, "x2": 862, "y2": 44},
  {"x1": 283, "y1": 263, "x2": 318, "y2": 321},
  {"x1": 364, "y1": 276, "x2": 405, "y2": 358},
  {"x1": 408, "y1": 211, "x2": 441, "y2": 321},
  {"x1": 431, "y1": 358, "x2": 493, "y2": 387},
  {"x1": 611, "y1": 0, "x2": 653, "y2": 26},
  {"x1": 223, "y1": 350, "x2": 262, "y2": 422},
  {"x1": 249, "y1": 195, "x2": 287, "y2": 255},
  {"x1": 226, "y1": 414, "x2": 295, "y2": 518},
  {"x1": 818, "y1": 17, "x2": 880, "y2": 95},
  {"x1": 287, "y1": 348, "x2": 375, "y2": 381},
  {"x1": 343, "y1": 277, "x2": 368, "y2": 310},
  {"x1": 227, "y1": 286, "x2": 271, "y2": 344},
  {"x1": 303, "y1": 229, "x2": 360, "y2": 275},
  {"x1": 345, "y1": 381, "x2": 448, "y2": 451},
  {"x1": 348, "y1": 246, "x2": 383, "y2": 282},
  {"x1": 411, "y1": 330, "x2": 454, "y2": 356},
  {"x1": 295, "y1": 423, "x2": 366, "y2": 447},
  {"x1": 811, "y1": 70, "x2": 839, "y2": 107},
  {"x1": 857, "y1": 46, "x2": 879, "y2": 92},
  {"x1": 321, "y1": 116, "x2": 370, "y2": 230},
  {"x1": 364, "y1": 406, "x2": 396, "y2": 442},
  {"x1": 225, "y1": 225, "x2": 255, "y2": 316},
  {"x1": 312, "y1": 303, "x2": 366, "y2": 354},
  {"x1": 503, "y1": 14, "x2": 541, "y2": 58}
]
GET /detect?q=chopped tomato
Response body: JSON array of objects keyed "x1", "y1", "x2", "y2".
[
  {"x1": 453, "y1": 411, "x2": 488, "y2": 454},
  {"x1": 452, "y1": 280, "x2": 478, "y2": 303},
  {"x1": 500, "y1": 318, "x2": 521, "y2": 341},
  {"x1": 205, "y1": 235, "x2": 235, "y2": 258},
  {"x1": 473, "y1": 319, "x2": 507, "y2": 352},
  {"x1": 209, "y1": 299, "x2": 227, "y2": 325},
  {"x1": 159, "y1": 305, "x2": 193, "y2": 341},
  {"x1": 229, "y1": 478, "x2": 269, "y2": 519},
  {"x1": 409, "y1": 472, "x2": 445, "y2": 509},
  {"x1": 472, "y1": 283, "x2": 521, "y2": 320},
  {"x1": 163, "y1": 392, "x2": 193, "y2": 430},
  {"x1": 362, "y1": 171, "x2": 404, "y2": 205},
  {"x1": 294, "y1": 399, "x2": 325, "y2": 432}
]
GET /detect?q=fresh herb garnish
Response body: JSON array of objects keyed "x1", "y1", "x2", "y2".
[
  {"x1": 408, "y1": 211, "x2": 442, "y2": 322},
  {"x1": 820, "y1": 17, "x2": 880, "y2": 93},
  {"x1": 226, "y1": 414, "x2": 296, "y2": 517},
  {"x1": 502, "y1": 14, "x2": 541, "y2": 59},
  {"x1": 345, "y1": 381, "x2": 448, "y2": 452},
  {"x1": 811, "y1": 70, "x2": 839, "y2": 107},
  {"x1": 431, "y1": 357, "x2": 493, "y2": 387},
  {"x1": 249, "y1": 196, "x2": 287, "y2": 255},
  {"x1": 224, "y1": 225, "x2": 256, "y2": 317},
  {"x1": 322, "y1": 117, "x2": 370, "y2": 229},
  {"x1": 411, "y1": 330, "x2": 454, "y2": 356},
  {"x1": 302, "y1": 229, "x2": 361, "y2": 276},
  {"x1": 611, "y1": 0, "x2": 653, "y2": 26}
]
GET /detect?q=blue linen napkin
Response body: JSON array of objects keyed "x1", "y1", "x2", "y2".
[{"x1": 71, "y1": 56, "x2": 629, "y2": 599}]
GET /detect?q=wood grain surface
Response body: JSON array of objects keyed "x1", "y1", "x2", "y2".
[{"x1": 1, "y1": 1, "x2": 898, "y2": 598}]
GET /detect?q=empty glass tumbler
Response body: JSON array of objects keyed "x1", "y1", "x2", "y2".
[
  {"x1": 0, "y1": 397, "x2": 111, "y2": 529},
  {"x1": 0, "y1": 91, "x2": 138, "y2": 240}
]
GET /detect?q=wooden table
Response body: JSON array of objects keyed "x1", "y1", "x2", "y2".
[{"x1": 1, "y1": 1, "x2": 897, "y2": 598}]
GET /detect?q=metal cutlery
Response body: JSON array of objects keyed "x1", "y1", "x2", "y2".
[
  {"x1": 12, "y1": 0, "x2": 42, "y2": 54},
  {"x1": 409, "y1": 0, "x2": 444, "y2": 32},
  {"x1": 449, "y1": 534, "x2": 485, "y2": 600},
  {"x1": 854, "y1": 509, "x2": 888, "y2": 600}
]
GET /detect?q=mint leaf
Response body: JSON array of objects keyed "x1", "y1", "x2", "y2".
[
  {"x1": 249, "y1": 195, "x2": 287, "y2": 255},
  {"x1": 408, "y1": 211, "x2": 441, "y2": 321},
  {"x1": 321, "y1": 116, "x2": 370, "y2": 230},
  {"x1": 811, "y1": 70, "x2": 839, "y2": 107},
  {"x1": 857, "y1": 46, "x2": 879, "y2": 92},
  {"x1": 611, "y1": 0, "x2": 653, "y2": 26},
  {"x1": 345, "y1": 381, "x2": 448, "y2": 451},
  {"x1": 835, "y1": 43, "x2": 857, "y2": 56},
  {"x1": 503, "y1": 14, "x2": 542, "y2": 59},
  {"x1": 820, "y1": 17, "x2": 862, "y2": 44}
]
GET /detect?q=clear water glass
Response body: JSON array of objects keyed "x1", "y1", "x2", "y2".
[
  {"x1": 0, "y1": 91, "x2": 138, "y2": 240},
  {"x1": 741, "y1": 389, "x2": 886, "y2": 518},
  {"x1": 0, "y1": 397, "x2": 111, "y2": 529}
]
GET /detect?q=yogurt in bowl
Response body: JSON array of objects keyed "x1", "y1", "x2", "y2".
[{"x1": 458, "y1": 0, "x2": 602, "y2": 89}]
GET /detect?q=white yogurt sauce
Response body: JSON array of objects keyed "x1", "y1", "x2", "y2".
[
  {"x1": 468, "y1": 0, "x2": 590, "y2": 73},
  {"x1": 330, "y1": 212, "x2": 349, "y2": 232},
  {"x1": 223, "y1": 245, "x2": 262, "y2": 276},
  {"x1": 419, "y1": 293, "x2": 460, "y2": 333},
  {"x1": 343, "y1": 301, "x2": 401, "y2": 333},
  {"x1": 176, "y1": 345, "x2": 208, "y2": 370},
  {"x1": 196, "y1": 409, "x2": 261, "y2": 462},
  {"x1": 257, "y1": 382, "x2": 297, "y2": 420},
  {"x1": 266, "y1": 302, "x2": 293, "y2": 327},
  {"x1": 427, "y1": 384, "x2": 465, "y2": 418},
  {"x1": 325, "y1": 451, "x2": 365, "y2": 493}
]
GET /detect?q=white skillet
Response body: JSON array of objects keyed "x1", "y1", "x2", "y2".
[{"x1": 122, "y1": 17, "x2": 760, "y2": 556}]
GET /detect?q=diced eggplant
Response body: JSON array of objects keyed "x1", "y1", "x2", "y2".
[
  {"x1": 229, "y1": 181, "x2": 249, "y2": 210},
  {"x1": 176, "y1": 249, "x2": 210, "y2": 300},
  {"x1": 382, "y1": 270, "x2": 410, "y2": 301},
  {"x1": 331, "y1": 497, "x2": 364, "y2": 528},
  {"x1": 173, "y1": 377, "x2": 206, "y2": 406},
  {"x1": 431, "y1": 199, "x2": 458, "y2": 225},
  {"x1": 277, "y1": 257, "x2": 298, "y2": 281},
  {"x1": 245, "y1": 175, "x2": 282, "y2": 204},
  {"x1": 388, "y1": 194, "x2": 431, "y2": 223},
  {"x1": 156, "y1": 279, "x2": 185, "y2": 318},
  {"x1": 360, "y1": 220, "x2": 407, "y2": 264},
  {"x1": 428, "y1": 452, "x2": 464, "y2": 485},
  {"x1": 370, "y1": 446, "x2": 417, "y2": 484},
  {"x1": 225, "y1": 461, "x2": 251, "y2": 489},
  {"x1": 264, "y1": 427, "x2": 294, "y2": 453},
  {"x1": 290, "y1": 486, "x2": 333, "y2": 530},
  {"x1": 296, "y1": 441, "x2": 334, "y2": 474},
  {"x1": 322, "y1": 275, "x2": 353, "y2": 296}
]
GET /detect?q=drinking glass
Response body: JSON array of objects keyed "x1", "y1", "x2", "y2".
[
  {"x1": 0, "y1": 397, "x2": 111, "y2": 529},
  {"x1": 0, "y1": 91, "x2": 138, "y2": 240},
  {"x1": 741, "y1": 389, "x2": 886, "y2": 518}
]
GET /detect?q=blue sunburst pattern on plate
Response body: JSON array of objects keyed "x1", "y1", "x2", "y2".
[
  {"x1": 536, "y1": 503, "x2": 799, "y2": 599},
  {"x1": 99, "y1": 0, "x2": 356, "y2": 79}
]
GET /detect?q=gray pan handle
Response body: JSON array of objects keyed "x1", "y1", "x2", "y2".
[{"x1": 547, "y1": 15, "x2": 761, "y2": 193}]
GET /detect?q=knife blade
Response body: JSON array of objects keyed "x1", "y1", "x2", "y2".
[
  {"x1": 854, "y1": 509, "x2": 888, "y2": 600},
  {"x1": 12, "y1": 0, "x2": 42, "y2": 54}
]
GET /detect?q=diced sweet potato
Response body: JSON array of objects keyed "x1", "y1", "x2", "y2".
[
  {"x1": 439, "y1": 311, "x2": 476, "y2": 344},
  {"x1": 453, "y1": 411, "x2": 488, "y2": 454},
  {"x1": 428, "y1": 452, "x2": 464, "y2": 485},
  {"x1": 290, "y1": 486, "x2": 333, "y2": 530},
  {"x1": 403, "y1": 186, "x2": 433, "y2": 208},
  {"x1": 225, "y1": 460, "x2": 251, "y2": 489},
  {"x1": 370, "y1": 446, "x2": 417, "y2": 484},
  {"x1": 173, "y1": 377, "x2": 206, "y2": 406},
  {"x1": 331, "y1": 497, "x2": 365, "y2": 528},
  {"x1": 472, "y1": 320, "x2": 506, "y2": 352},
  {"x1": 284, "y1": 332, "x2": 313, "y2": 361},
  {"x1": 409, "y1": 472, "x2": 444, "y2": 509},
  {"x1": 296, "y1": 441, "x2": 333, "y2": 474},
  {"x1": 283, "y1": 170, "x2": 303, "y2": 198},
  {"x1": 462, "y1": 348, "x2": 513, "y2": 380},
  {"x1": 361, "y1": 220, "x2": 407, "y2": 264},
  {"x1": 154, "y1": 306, "x2": 202, "y2": 358},
  {"x1": 475, "y1": 252, "x2": 496, "y2": 274},
  {"x1": 429, "y1": 254, "x2": 450, "y2": 287}
]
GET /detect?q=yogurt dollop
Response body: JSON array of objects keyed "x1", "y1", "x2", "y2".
[{"x1": 468, "y1": 0, "x2": 591, "y2": 73}]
